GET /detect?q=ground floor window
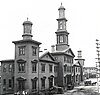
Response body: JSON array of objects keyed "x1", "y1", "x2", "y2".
[
  {"x1": 49, "y1": 78, "x2": 53, "y2": 88},
  {"x1": 18, "y1": 80, "x2": 25, "y2": 91},
  {"x1": 41, "y1": 78, "x2": 45, "y2": 89},
  {"x1": 54, "y1": 77, "x2": 57, "y2": 86},
  {"x1": 32, "y1": 80, "x2": 37, "y2": 90},
  {"x1": 67, "y1": 75, "x2": 71, "y2": 84},
  {"x1": 64, "y1": 77, "x2": 66, "y2": 84},
  {"x1": 9, "y1": 79, "x2": 12, "y2": 88}
]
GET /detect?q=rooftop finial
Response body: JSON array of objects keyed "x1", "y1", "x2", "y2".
[
  {"x1": 27, "y1": 17, "x2": 28, "y2": 21},
  {"x1": 61, "y1": 2, "x2": 62, "y2": 6}
]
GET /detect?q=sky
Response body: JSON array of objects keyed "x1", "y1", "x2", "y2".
[{"x1": 0, "y1": 0, "x2": 100, "y2": 67}]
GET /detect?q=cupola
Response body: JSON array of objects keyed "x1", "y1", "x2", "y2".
[{"x1": 22, "y1": 18, "x2": 33, "y2": 40}]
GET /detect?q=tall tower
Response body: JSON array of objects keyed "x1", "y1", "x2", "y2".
[
  {"x1": 56, "y1": 3, "x2": 69, "y2": 51},
  {"x1": 13, "y1": 19, "x2": 41, "y2": 93}
]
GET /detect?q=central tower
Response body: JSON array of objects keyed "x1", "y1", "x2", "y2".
[{"x1": 56, "y1": 3, "x2": 69, "y2": 51}]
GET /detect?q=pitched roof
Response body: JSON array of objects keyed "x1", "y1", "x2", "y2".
[
  {"x1": 51, "y1": 47, "x2": 75, "y2": 57},
  {"x1": 39, "y1": 51, "x2": 58, "y2": 64}
]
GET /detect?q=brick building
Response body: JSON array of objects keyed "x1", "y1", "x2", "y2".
[
  {"x1": 72, "y1": 61, "x2": 81, "y2": 86},
  {"x1": 83, "y1": 67, "x2": 97, "y2": 79},
  {"x1": 51, "y1": 3, "x2": 75, "y2": 89},
  {"x1": 0, "y1": 3, "x2": 75, "y2": 95}
]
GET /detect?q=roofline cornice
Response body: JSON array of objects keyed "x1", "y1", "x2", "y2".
[{"x1": 12, "y1": 39, "x2": 42, "y2": 45}]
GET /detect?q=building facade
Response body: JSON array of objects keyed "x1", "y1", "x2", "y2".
[
  {"x1": 0, "y1": 3, "x2": 75, "y2": 95},
  {"x1": 83, "y1": 67, "x2": 97, "y2": 79},
  {"x1": 72, "y1": 62, "x2": 81, "y2": 86},
  {"x1": 0, "y1": 60, "x2": 14, "y2": 94},
  {"x1": 75, "y1": 50, "x2": 85, "y2": 82},
  {"x1": 51, "y1": 3, "x2": 75, "y2": 89}
]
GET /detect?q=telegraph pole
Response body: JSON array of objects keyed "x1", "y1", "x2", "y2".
[{"x1": 96, "y1": 39, "x2": 100, "y2": 93}]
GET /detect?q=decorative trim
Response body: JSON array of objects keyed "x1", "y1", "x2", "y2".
[
  {"x1": 41, "y1": 76, "x2": 46, "y2": 80},
  {"x1": 16, "y1": 76, "x2": 26, "y2": 81},
  {"x1": 31, "y1": 77, "x2": 38, "y2": 81},
  {"x1": 48, "y1": 75, "x2": 54, "y2": 79},
  {"x1": 17, "y1": 59, "x2": 26, "y2": 63},
  {"x1": 31, "y1": 59, "x2": 38, "y2": 63}
]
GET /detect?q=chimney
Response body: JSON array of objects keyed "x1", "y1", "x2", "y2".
[{"x1": 51, "y1": 45, "x2": 55, "y2": 53}]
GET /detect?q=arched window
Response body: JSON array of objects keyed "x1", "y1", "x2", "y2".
[{"x1": 59, "y1": 35, "x2": 64, "y2": 43}]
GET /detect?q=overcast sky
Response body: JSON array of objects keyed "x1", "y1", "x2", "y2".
[{"x1": 0, "y1": 0, "x2": 100, "y2": 67}]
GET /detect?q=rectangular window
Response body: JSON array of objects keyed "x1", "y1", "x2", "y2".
[
  {"x1": 19, "y1": 46, "x2": 25, "y2": 56},
  {"x1": 59, "y1": 35, "x2": 64, "y2": 43},
  {"x1": 3, "y1": 64, "x2": 7, "y2": 72},
  {"x1": 64, "y1": 65, "x2": 66, "y2": 72},
  {"x1": 9, "y1": 64, "x2": 12, "y2": 72},
  {"x1": 49, "y1": 65, "x2": 52, "y2": 73},
  {"x1": 3, "y1": 79, "x2": 6, "y2": 85},
  {"x1": 67, "y1": 66, "x2": 70, "y2": 72},
  {"x1": 76, "y1": 67, "x2": 77, "y2": 73},
  {"x1": 32, "y1": 46, "x2": 37, "y2": 56},
  {"x1": 54, "y1": 66, "x2": 57, "y2": 73},
  {"x1": 32, "y1": 80, "x2": 37, "y2": 90},
  {"x1": 41, "y1": 79, "x2": 45, "y2": 89},
  {"x1": 54, "y1": 77, "x2": 57, "y2": 86},
  {"x1": 41, "y1": 64, "x2": 45, "y2": 72},
  {"x1": 0, "y1": 77, "x2": 1, "y2": 83},
  {"x1": 9, "y1": 79, "x2": 12, "y2": 88},
  {"x1": 64, "y1": 77, "x2": 66, "y2": 84},
  {"x1": 18, "y1": 63, "x2": 25, "y2": 72},
  {"x1": 32, "y1": 63, "x2": 37, "y2": 72}
]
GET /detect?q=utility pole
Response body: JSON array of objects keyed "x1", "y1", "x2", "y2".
[{"x1": 96, "y1": 39, "x2": 100, "y2": 93}]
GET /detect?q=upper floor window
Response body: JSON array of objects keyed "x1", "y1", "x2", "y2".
[
  {"x1": 32, "y1": 46, "x2": 37, "y2": 56},
  {"x1": 3, "y1": 79, "x2": 6, "y2": 85},
  {"x1": 54, "y1": 57, "x2": 58, "y2": 61},
  {"x1": 32, "y1": 62, "x2": 37, "y2": 73},
  {"x1": 59, "y1": 35, "x2": 64, "y2": 43},
  {"x1": 65, "y1": 56, "x2": 73, "y2": 63},
  {"x1": 19, "y1": 46, "x2": 25, "y2": 56},
  {"x1": 54, "y1": 66, "x2": 57, "y2": 73},
  {"x1": 41, "y1": 64, "x2": 45, "y2": 73},
  {"x1": 18, "y1": 63, "x2": 25, "y2": 72},
  {"x1": 49, "y1": 65, "x2": 53, "y2": 73},
  {"x1": 0, "y1": 77, "x2": 1, "y2": 83},
  {"x1": 9, "y1": 64, "x2": 12, "y2": 72},
  {"x1": 64, "y1": 65, "x2": 67, "y2": 72},
  {"x1": 67, "y1": 66, "x2": 71, "y2": 73},
  {"x1": 3, "y1": 64, "x2": 7, "y2": 72}
]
